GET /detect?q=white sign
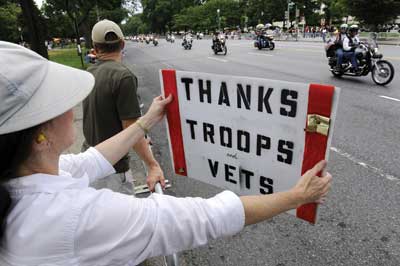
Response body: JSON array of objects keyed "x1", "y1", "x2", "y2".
[{"x1": 161, "y1": 70, "x2": 340, "y2": 223}]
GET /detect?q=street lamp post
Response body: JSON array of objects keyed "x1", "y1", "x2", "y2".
[
  {"x1": 18, "y1": 27, "x2": 24, "y2": 44},
  {"x1": 287, "y1": 0, "x2": 290, "y2": 28},
  {"x1": 217, "y1": 9, "x2": 221, "y2": 31}
]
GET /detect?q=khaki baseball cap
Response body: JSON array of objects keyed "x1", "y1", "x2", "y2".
[{"x1": 92, "y1": 19, "x2": 124, "y2": 44}]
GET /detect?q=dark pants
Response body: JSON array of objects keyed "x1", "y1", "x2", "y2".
[
  {"x1": 344, "y1": 51, "x2": 358, "y2": 69},
  {"x1": 336, "y1": 48, "x2": 344, "y2": 67},
  {"x1": 258, "y1": 36, "x2": 269, "y2": 47}
]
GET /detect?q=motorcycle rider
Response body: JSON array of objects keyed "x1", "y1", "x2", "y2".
[
  {"x1": 212, "y1": 30, "x2": 220, "y2": 50},
  {"x1": 182, "y1": 32, "x2": 192, "y2": 46},
  {"x1": 334, "y1": 24, "x2": 348, "y2": 71},
  {"x1": 343, "y1": 25, "x2": 361, "y2": 74},
  {"x1": 256, "y1": 24, "x2": 269, "y2": 47},
  {"x1": 265, "y1": 23, "x2": 274, "y2": 35}
]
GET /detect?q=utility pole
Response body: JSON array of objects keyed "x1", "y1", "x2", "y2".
[
  {"x1": 217, "y1": 9, "x2": 221, "y2": 31},
  {"x1": 95, "y1": 0, "x2": 100, "y2": 21},
  {"x1": 287, "y1": 0, "x2": 290, "y2": 28}
]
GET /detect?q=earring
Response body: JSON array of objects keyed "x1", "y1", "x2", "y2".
[{"x1": 37, "y1": 133, "x2": 47, "y2": 143}]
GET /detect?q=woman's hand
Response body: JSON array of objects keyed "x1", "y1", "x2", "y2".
[
  {"x1": 140, "y1": 95, "x2": 173, "y2": 130},
  {"x1": 292, "y1": 160, "x2": 332, "y2": 206},
  {"x1": 146, "y1": 163, "x2": 166, "y2": 192}
]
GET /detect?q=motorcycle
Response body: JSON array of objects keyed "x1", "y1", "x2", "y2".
[
  {"x1": 166, "y1": 34, "x2": 175, "y2": 43},
  {"x1": 182, "y1": 37, "x2": 192, "y2": 50},
  {"x1": 254, "y1": 34, "x2": 275, "y2": 50},
  {"x1": 325, "y1": 34, "x2": 394, "y2": 85},
  {"x1": 145, "y1": 36, "x2": 150, "y2": 44},
  {"x1": 153, "y1": 38, "x2": 158, "y2": 46},
  {"x1": 212, "y1": 35, "x2": 227, "y2": 55}
]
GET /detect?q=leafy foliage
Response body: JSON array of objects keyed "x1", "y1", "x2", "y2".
[
  {"x1": 346, "y1": 0, "x2": 400, "y2": 29},
  {"x1": 0, "y1": 1, "x2": 21, "y2": 42}
]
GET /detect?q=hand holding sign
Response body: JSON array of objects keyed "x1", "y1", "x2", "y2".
[
  {"x1": 140, "y1": 95, "x2": 173, "y2": 130},
  {"x1": 241, "y1": 160, "x2": 332, "y2": 226},
  {"x1": 292, "y1": 160, "x2": 332, "y2": 206}
]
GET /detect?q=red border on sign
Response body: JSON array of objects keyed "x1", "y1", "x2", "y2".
[
  {"x1": 161, "y1": 69, "x2": 188, "y2": 176},
  {"x1": 296, "y1": 83, "x2": 335, "y2": 224}
]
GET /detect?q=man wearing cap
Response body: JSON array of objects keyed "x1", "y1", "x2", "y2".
[{"x1": 82, "y1": 19, "x2": 165, "y2": 192}]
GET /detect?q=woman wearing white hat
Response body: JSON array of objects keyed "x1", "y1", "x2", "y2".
[{"x1": 0, "y1": 41, "x2": 332, "y2": 266}]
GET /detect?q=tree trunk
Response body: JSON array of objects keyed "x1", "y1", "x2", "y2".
[
  {"x1": 19, "y1": 0, "x2": 48, "y2": 59},
  {"x1": 81, "y1": 20, "x2": 92, "y2": 49}
]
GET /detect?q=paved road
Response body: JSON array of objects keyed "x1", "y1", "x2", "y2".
[{"x1": 75, "y1": 40, "x2": 400, "y2": 266}]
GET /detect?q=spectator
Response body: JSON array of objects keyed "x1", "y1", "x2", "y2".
[{"x1": 82, "y1": 20, "x2": 165, "y2": 192}]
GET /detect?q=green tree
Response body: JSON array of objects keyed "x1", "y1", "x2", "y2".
[
  {"x1": 44, "y1": 0, "x2": 127, "y2": 47},
  {"x1": 346, "y1": 0, "x2": 400, "y2": 30},
  {"x1": 322, "y1": 0, "x2": 348, "y2": 25},
  {"x1": 173, "y1": 0, "x2": 241, "y2": 32},
  {"x1": 42, "y1": 1, "x2": 75, "y2": 39},
  {"x1": 0, "y1": 1, "x2": 21, "y2": 43},
  {"x1": 293, "y1": 0, "x2": 321, "y2": 26},
  {"x1": 141, "y1": 0, "x2": 199, "y2": 33},
  {"x1": 19, "y1": 0, "x2": 48, "y2": 58},
  {"x1": 122, "y1": 14, "x2": 148, "y2": 35}
]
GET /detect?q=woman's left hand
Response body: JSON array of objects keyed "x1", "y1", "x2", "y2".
[{"x1": 146, "y1": 163, "x2": 166, "y2": 192}]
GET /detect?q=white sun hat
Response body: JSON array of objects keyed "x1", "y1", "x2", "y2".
[{"x1": 0, "y1": 41, "x2": 94, "y2": 134}]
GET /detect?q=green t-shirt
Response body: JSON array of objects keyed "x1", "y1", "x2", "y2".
[{"x1": 83, "y1": 60, "x2": 141, "y2": 173}]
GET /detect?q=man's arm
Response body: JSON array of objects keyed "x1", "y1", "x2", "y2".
[{"x1": 122, "y1": 118, "x2": 165, "y2": 191}]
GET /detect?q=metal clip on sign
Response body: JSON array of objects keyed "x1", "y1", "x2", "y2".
[{"x1": 306, "y1": 114, "x2": 330, "y2": 136}]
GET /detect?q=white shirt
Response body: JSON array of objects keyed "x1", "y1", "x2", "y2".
[
  {"x1": 343, "y1": 35, "x2": 360, "y2": 51},
  {"x1": 0, "y1": 148, "x2": 245, "y2": 266}
]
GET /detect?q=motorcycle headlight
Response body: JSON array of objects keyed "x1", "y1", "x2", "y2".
[{"x1": 374, "y1": 48, "x2": 379, "y2": 53}]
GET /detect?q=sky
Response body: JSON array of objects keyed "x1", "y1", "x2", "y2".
[{"x1": 35, "y1": 0, "x2": 43, "y2": 8}]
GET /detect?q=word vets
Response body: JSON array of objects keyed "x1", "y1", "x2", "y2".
[{"x1": 208, "y1": 159, "x2": 274, "y2": 194}]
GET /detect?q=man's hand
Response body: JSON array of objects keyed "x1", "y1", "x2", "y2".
[{"x1": 146, "y1": 163, "x2": 166, "y2": 192}]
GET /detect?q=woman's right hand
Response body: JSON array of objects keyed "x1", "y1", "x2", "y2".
[
  {"x1": 292, "y1": 160, "x2": 332, "y2": 206},
  {"x1": 140, "y1": 95, "x2": 173, "y2": 130}
]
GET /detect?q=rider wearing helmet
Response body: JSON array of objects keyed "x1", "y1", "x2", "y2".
[
  {"x1": 212, "y1": 29, "x2": 220, "y2": 50},
  {"x1": 343, "y1": 25, "x2": 361, "y2": 73},
  {"x1": 334, "y1": 23, "x2": 348, "y2": 71},
  {"x1": 256, "y1": 24, "x2": 269, "y2": 47},
  {"x1": 264, "y1": 23, "x2": 274, "y2": 35}
]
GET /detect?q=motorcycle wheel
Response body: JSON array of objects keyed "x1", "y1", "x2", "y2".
[
  {"x1": 223, "y1": 45, "x2": 228, "y2": 55},
  {"x1": 258, "y1": 44, "x2": 262, "y2": 50},
  {"x1": 214, "y1": 48, "x2": 218, "y2": 55},
  {"x1": 269, "y1": 42, "x2": 275, "y2": 50},
  {"x1": 371, "y1": 60, "x2": 395, "y2": 86}
]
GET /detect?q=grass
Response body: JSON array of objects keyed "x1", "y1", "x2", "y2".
[{"x1": 48, "y1": 47, "x2": 88, "y2": 69}]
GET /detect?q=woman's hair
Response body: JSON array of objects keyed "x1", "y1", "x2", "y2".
[{"x1": 0, "y1": 125, "x2": 41, "y2": 238}]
